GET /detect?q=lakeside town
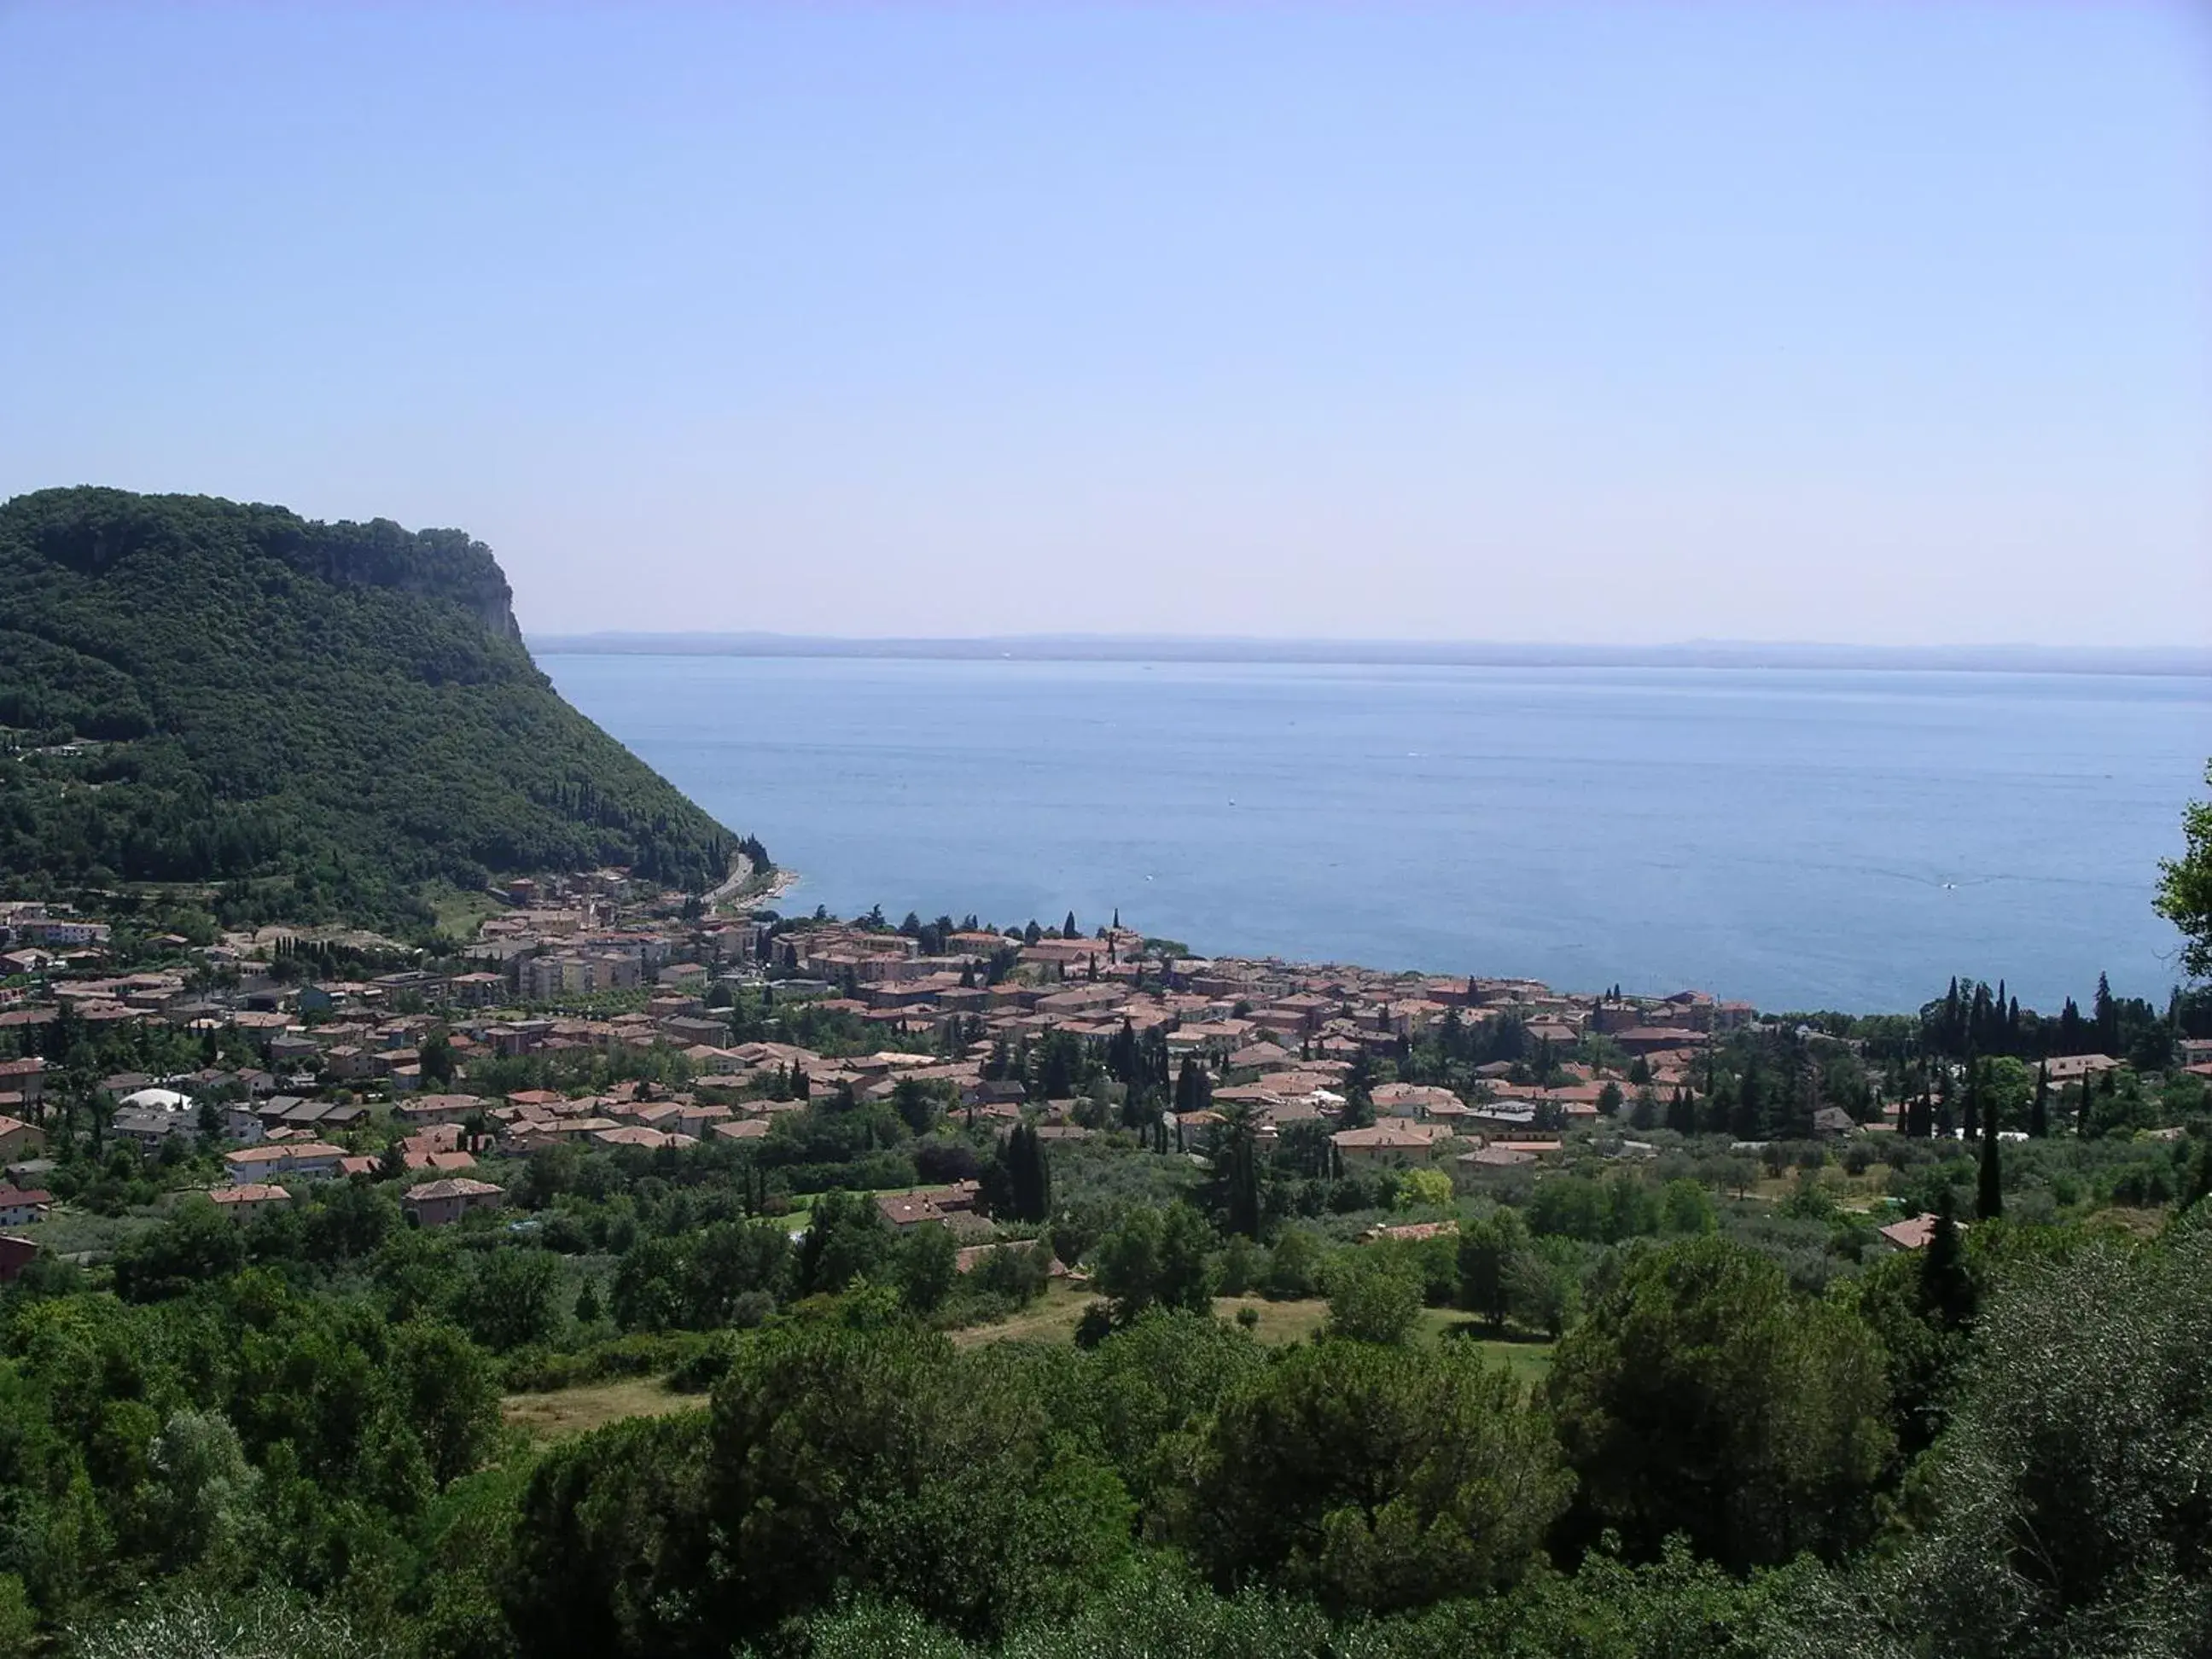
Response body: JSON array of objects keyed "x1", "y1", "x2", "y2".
[
  {"x1": 6, "y1": 0, "x2": 2208, "y2": 1643},
  {"x1": 3, "y1": 864, "x2": 2206, "y2": 1285}
]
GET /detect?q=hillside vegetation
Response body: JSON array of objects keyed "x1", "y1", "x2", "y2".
[{"x1": 0, "y1": 486, "x2": 744, "y2": 932}]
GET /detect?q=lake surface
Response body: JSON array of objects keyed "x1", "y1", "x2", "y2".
[{"x1": 542, "y1": 655, "x2": 2212, "y2": 1014}]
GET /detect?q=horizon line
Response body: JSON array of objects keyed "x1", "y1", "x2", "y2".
[{"x1": 527, "y1": 632, "x2": 2212, "y2": 675}]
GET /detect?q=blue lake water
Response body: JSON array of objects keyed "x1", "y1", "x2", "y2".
[{"x1": 541, "y1": 655, "x2": 2212, "y2": 1014}]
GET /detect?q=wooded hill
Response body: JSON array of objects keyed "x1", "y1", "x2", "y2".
[{"x1": 0, "y1": 487, "x2": 745, "y2": 932}]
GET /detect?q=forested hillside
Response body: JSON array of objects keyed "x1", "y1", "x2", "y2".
[{"x1": 0, "y1": 488, "x2": 742, "y2": 930}]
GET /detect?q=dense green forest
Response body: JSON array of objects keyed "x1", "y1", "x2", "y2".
[
  {"x1": 7, "y1": 937, "x2": 2212, "y2": 1657},
  {"x1": 0, "y1": 488, "x2": 742, "y2": 931},
  {"x1": 8, "y1": 1134, "x2": 2212, "y2": 1659}
]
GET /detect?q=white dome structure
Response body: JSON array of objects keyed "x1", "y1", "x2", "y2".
[{"x1": 119, "y1": 1086, "x2": 194, "y2": 1113}]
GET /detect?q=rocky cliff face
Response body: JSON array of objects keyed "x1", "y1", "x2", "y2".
[{"x1": 13, "y1": 487, "x2": 522, "y2": 639}]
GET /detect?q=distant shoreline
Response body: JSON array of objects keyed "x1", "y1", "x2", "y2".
[{"x1": 531, "y1": 633, "x2": 2212, "y2": 678}]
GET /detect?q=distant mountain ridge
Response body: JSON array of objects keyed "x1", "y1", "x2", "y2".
[
  {"x1": 533, "y1": 632, "x2": 2212, "y2": 677},
  {"x1": 0, "y1": 487, "x2": 748, "y2": 933}
]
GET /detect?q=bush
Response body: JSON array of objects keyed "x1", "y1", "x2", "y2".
[
  {"x1": 1190, "y1": 1338, "x2": 1569, "y2": 1615},
  {"x1": 1830, "y1": 1221, "x2": 2212, "y2": 1657},
  {"x1": 1263, "y1": 1226, "x2": 1325, "y2": 1299},
  {"x1": 697, "y1": 1323, "x2": 1135, "y2": 1642},
  {"x1": 1546, "y1": 1235, "x2": 1892, "y2": 1571},
  {"x1": 500, "y1": 1330, "x2": 716, "y2": 1394},
  {"x1": 1325, "y1": 1260, "x2": 1423, "y2": 1346}
]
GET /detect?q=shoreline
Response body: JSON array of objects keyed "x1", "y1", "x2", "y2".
[{"x1": 720, "y1": 865, "x2": 800, "y2": 914}]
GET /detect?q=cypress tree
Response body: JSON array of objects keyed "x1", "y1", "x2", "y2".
[
  {"x1": 2029, "y1": 1059, "x2": 2049, "y2": 1138},
  {"x1": 1702, "y1": 1077, "x2": 1731, "y2": 1138},
  {"x1": 1010, "y1": 1125, "x2": 1033, "y2": 1220},
  {"x1": 1961, "y1": 1057, "x2": 1981, "y2": 1142},
  {"x1": 1216, "y1": 1108, "x2": 1262, "y2": 1238},
  {"x1": 1923, "y1": 1188, "x2": 1976, "y2": 1330},
  {"x1": 1976, "y1": 1098, "x2": 2004, "y2": 1220},
  {"x1": 1730, "y1": 1065, "x2": 1763, "y2": 1141},
  {"x1": 1342, "y1": 1081, "x2": 1375, "y2": 1130},
  {"x1": 1904, "y1": 1061, "x2": 1931, "y2": 1138},
  {"x1": 1174, "y1": 1057, "x2": 1208, "y2": 1115},
  {"x1": 1022, "y1": 1125, "x2": 1051, "y2": 1220}
]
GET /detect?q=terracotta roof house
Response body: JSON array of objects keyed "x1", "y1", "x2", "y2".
[
  {"x1": 2045, "y1": 1054, "x2": 2120, "y2": 1084},
  {"x1": 1372, "y1": 1083, "x2": 1464, "y2": 1117},
  {"x1": 591, "y1": 1125, "x2": 696, "y2": 1150},
  {"x1": 1330, "y1": 1122, "x2": 1453, "y2": 1166},
  {"x1": 0, "y1": 1057, "x2": 45, "y2": 1105},
  {"x1": 1457, "y1": 1144, "x2": 1538, "y2": 1171},
  {"x1": 207, "y1": 1183, "x2": 292, "y2": 1217},
  {"x1": 222, "y1": 1141, "x2": 346, "y2": 1183},
  {"x1": 403, "y1": 1178, "x2": 505, "y2": 1227},
  {"x1": 397, "y1": 1093, "x2": 483, "y2": 1126},
  {"x1": 1613, "y1": 1026, "x2": 1710, "y2": 1054},
  {"x1": 0, "y1": 1187, "x2": 51, "y2": 1227},
  {"x1": 876, "y1": 1190, "x2": 948, "y2": 1229},
  {"x1": 404, "y1": 1149, "x2": 479, "y2": 1173},
  {"x1": 1877, "y1": 1212, "x2": 1963, "y2": 1252}
]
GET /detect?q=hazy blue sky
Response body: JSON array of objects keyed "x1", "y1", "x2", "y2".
[{"x1": 3, "y1": 3, "x2": 2206, "y2": 643}]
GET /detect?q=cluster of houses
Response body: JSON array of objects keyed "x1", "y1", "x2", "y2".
[
  {"x1": 0, "y1": 900, "x2": 113, "y2": 969},
  {"x1": 5, "y1": 870, "x2": 2209, "y2": 1264}
]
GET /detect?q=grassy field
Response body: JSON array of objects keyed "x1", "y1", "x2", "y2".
[
  {"x1": 421, "y1": 882, "x2": 507, "y2": 941},
  {"x1": 1425, "y1": 1315, "x2": 1557, "y2": 1387},
  {"x1": 1213, "y1": 1295, "x2": 1329, "y2": 1346},
  {"x1": 500, "y1": 1377, "x2": 701, "y2": 1441},
  {"x1": 1747, "y1": 1161, "x2": 1896, "y2": 1206},
  {"x1": 959, "y1": 1287, "x2": 1556, "y2": 1385},
  {"x1": 949, "y1": 1278, "x2": 1094, "y2": 1347}
]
